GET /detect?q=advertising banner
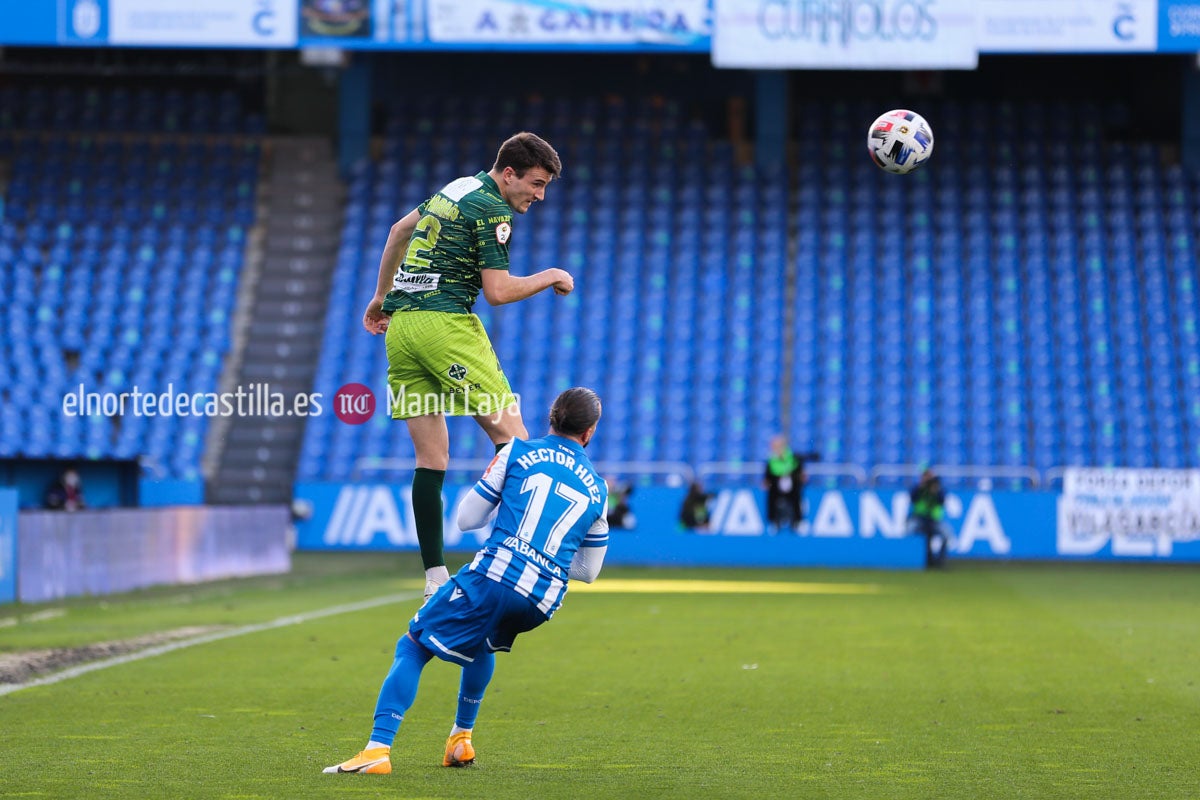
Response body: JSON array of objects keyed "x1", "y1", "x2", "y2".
[
  {"x1": 293, "y1": 482, "x2": 1029, "y2": 567},
  {"x1": 58, "y1": 0, "x2": 108, "y2": 44},
  {"x1": 0, "y1": 490, "x2": 16, "y2": 605},
  {"x1": 424, "y1": 0, "x2": 712, "y2": 49},
  {"x1": 7, "y1": 0, "x2": 1198, "y2": 53},
  {"x1": 296, "y1": 482, "x2": 498, "y2": 552},
  {"x1": 1159, "y1": 0, "x2": 1200, "y2": 50},
  {"x1": 711, "y1": 0, "x2": 978, "y2": 69},
  {"x1": 108, "y1": 0, "x2": 299, "y2": 47},
  {"x1": 1057, "y1": 468, "x2": 1200, "y2": 559},
  {"x1": 17, "y1": 505, "x2": 291, "y2": 603},
  {"x1": 299, "y1": 0, "x2": 373, "y2": 40},
  {"x1": 979, "y1": 0, "x2": 1157, "y2": 53},
  {"x1": 296, "y1": 479, "x2": 1200, "y2": 565}
]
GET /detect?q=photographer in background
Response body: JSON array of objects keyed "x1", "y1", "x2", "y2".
[
  {"x1": 763, "y1": 436, "x2": 820, "y2": 534},
  {"x1": 607, "y1": 482, "x2": 637, "y2": 530},
  {"x1": 908, "y1": 468, "x2": 950, "y2": 568},
  {"x1": 44, "y1": 468, "x2": 85, "y2": 512},
  {"x1": 678, "y1": 481, "x2": 714, "y2": 531}
]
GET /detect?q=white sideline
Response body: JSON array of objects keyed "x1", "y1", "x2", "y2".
[{"x1": 0, "y1": 590, "x2": 421, "y2": 698}]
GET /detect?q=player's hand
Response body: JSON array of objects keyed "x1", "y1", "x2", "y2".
[
  {"x1": 550, "y1": 269, "x2": 574, "y2": 296},
  {"x1": 363, "y1": 296, "x2": 389, "y2": 335}
]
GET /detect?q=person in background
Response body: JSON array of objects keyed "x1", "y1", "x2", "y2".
[
  {"x1": 763, "y1": 436, "x2": 819, "y2": 533},
  {"x1": 606, "y1": 482, "x2": 637, "y2": 530},
  {"x1": 678, "y1": 482, "x2": 714, "y2": 531},
  {"x1": 908, "y1": 468, "x2": 950, "y2": 568},
  {"x1": 44, "y1": 468, "x2": 85, "y2": 512}
]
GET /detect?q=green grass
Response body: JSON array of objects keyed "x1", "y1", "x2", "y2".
[{"x1": 1, "y1": 554, "x2": 1198, "y2": 799}]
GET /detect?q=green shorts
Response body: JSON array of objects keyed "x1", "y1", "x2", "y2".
[{"x1": 384, "y1": 310, "x2": 518, "y2": 420}]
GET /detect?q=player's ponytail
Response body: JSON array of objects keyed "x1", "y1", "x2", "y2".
[{"x1": 548, "y1": 387, "x2": 601, "y2": 437}]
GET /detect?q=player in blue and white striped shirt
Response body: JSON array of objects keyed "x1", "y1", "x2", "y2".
[{"x1": 324, "y1": 387, "x2": 609, "y2": 775}]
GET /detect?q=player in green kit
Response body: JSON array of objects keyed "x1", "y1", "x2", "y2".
[{"x1": 363, "y1": 132, "x2": 573, "y2": 599}]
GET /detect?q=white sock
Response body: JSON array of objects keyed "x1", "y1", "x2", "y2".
[
  {"x1": 366, "y1": 740, "x2": 390, "y2": 751},
  {"x1": 450, "y1": 725, "x2": 472, "y2": 737},
  {"x1": 425, "y1": 566, "x2": 450, "y2": 584}
]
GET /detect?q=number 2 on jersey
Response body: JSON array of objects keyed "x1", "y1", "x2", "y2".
[
  {"x1": 514, "y1": 473, "x2": 590, "y2": 557},
  {"x1": 404, "y1": 215, "x2": 442, "y2": 268}
]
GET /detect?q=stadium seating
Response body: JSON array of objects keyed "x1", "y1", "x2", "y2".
[
  {"x1": 0, "y1": 83, "x2": 261, "y2": 478},
  {"x1": 4, "y1": 82, "x2": 1197, "y2": 485},
  {"x1": 303, "y1": 93, "x2": 1200, "y2": 483}
]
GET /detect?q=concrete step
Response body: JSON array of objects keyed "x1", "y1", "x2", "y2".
[
  {"x1": 243, "y1": 337, "x2": 322, "y2": 362},
  {"x1": 246, "y1": 319, "x2": 322, "y2": 340},
  {"x1": 264, "y1": 230, "x2": 340, "y2": 253},
  {"x1": 239, "y1": 361, "x2": 321, "y2": 383},
  {"x1": 223, "y1": 422, "x2": 305, "y2": 447},
  {"x1": 207, "y1": 482, "x2": 293, "y2": 505},
  {"x1": 262, "y1": 254, "x2": 335, "y2": 277}
]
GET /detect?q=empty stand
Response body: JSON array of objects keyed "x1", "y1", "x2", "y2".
[
  {"x1": 3, "y1": 84, "x2": 1197, "y2": 489},
  {"x1": 0, "y1": 81, "x2": 262, "y2": 480},
  {"x1": 301, "y1": 94, "x2": 1200, "y2": 483}
]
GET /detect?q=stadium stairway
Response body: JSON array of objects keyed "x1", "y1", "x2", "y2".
[{"x1": 206, "y1": 138, "x2": 343, "y2": 504}]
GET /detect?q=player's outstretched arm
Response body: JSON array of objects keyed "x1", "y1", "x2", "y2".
[
  {"x1": 568, "y1": 544, "x2": 607, "y2": 583},
  {"x1": 457, "y1": 491, "x2": 499, "y2": 530},
  {"x1": 480, "y1": 268, "x2": 573, "y2": 306},
  {"x1": 568, "y1": 516, "x2": 609, "y2": 583},
  {"x1": 363, "y1": 209, "x2": 420, "y2": 334}
]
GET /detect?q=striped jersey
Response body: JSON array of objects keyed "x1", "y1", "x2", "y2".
[
  {"x1": 382, "y1": 171, "x2": 513, "y2": 315},
  {"x1": 467, "y1": 435, "x2": 609, "y2": 617}
]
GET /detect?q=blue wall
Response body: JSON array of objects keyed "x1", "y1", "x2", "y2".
[
  {"x1": 0, "y1": 489, "x2": 16, "y2": 603},
  {"x1": 138, "y1": 479, "x2": 205, "y2": 507}
]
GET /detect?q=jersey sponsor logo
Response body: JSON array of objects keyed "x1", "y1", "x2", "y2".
[
  {"x1": 448, "y1": 363, "x2": 469, "y2": 381},
  {"x1": 501, "y1": 537, "x2": 565, "y2": 579},
  {"x1": 393, "y1": 270, "x2": 441, "y2": 293},
  {"x1": 495, "y1": 221, "x2": 511, "y2": 244}
]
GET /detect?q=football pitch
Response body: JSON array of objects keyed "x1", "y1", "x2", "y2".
[{"x1": 1, "y1": 553, "x2": 1197, "y2": 799}]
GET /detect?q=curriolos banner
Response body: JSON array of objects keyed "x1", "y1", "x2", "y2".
[{"x1": 711, "y1": 0, "x2": 979, "y2": 69}]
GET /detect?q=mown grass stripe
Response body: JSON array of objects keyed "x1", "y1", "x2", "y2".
[{"x1": 0, "y1": 591, "x2": 421, "y2": 698}]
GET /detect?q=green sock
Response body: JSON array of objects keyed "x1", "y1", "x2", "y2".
[{"x1": 412, "y1": 468, "x2": 446, "y2": 570}]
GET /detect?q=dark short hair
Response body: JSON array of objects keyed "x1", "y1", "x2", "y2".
[
  {"x1": 494, "y1": 132, "x2": 562, "y2": 179},
  {"x1": 548, "y1": 387, "x2": 601, "y2": 437}
]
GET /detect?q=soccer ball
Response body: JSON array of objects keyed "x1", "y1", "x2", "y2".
[{"x1": 867, "y1": 110, "x2": 934, "y2": 174}]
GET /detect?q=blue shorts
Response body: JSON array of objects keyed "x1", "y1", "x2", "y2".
[{"x1": 409, "y1": 569, "x2": 548, "y2": 666}]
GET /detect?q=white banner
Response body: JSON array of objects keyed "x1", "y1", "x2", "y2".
[
  {"x1": 426, "y1": 0, "x2": 711, "y2": 46},
  {"x1": 979, "y1": 0, "x2": 1157, "y2": 53},
  {"x1": 712, "y1": 0, "x2": 978, "y2": 69},
  {"x1": 1058, "y1": 468, "x2": 1200, "y2": 558},
  {"x1": 109, "y1": 0, "x2": 298, "y2": 47},
  {"x1": 18, "y1": 506, "x2": 291, "y2": 603}
]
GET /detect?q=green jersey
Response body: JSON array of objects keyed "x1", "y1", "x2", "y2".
[{"x1": 382, "y1": 172, "x2": 513, "y2": 315}]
